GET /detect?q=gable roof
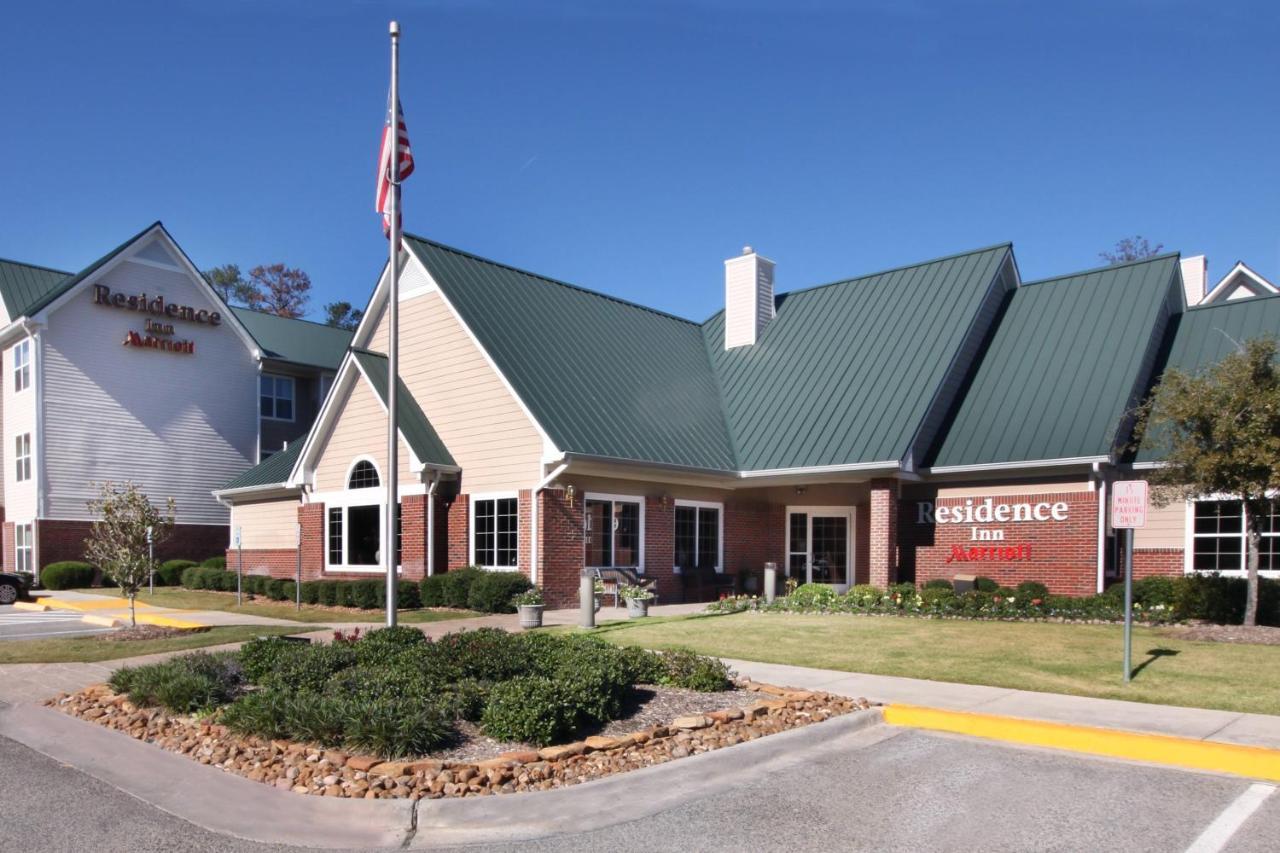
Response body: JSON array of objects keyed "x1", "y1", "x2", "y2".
[
  {"x1": 1202, "y1": 261, "x2": 1279, "y2": 304},
  {"x1": 232, "y1": 308, "x2": 351, "y2": 371},
  {"x1": 0, "y1": 258, "x2": 72, "y2": 320},
  {"x1": 929, "y1": 253, "x2": 1182, "y2": 469},
  {"x1": 404, "y1": 235, "x2": 738, "y2": 471},
  {"x1": 351, "y1": 348, "x2": 457, "y2": 470},
  {"x1": 705, "y1": 244, "x2": 1012, "y2": 471},
  {"x1": 219, "y1": 434, "x2": 308, "y2": 492}
]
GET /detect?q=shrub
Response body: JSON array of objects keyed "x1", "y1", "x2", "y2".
[
  {"x1": 281, "y1": 692, "x2": 349, "y2": 746},
  {"x1": 481, "y1": 676, "x2": 578, "y2": 746},
  {"x1": 40, "y1": 562, "x2": 95, "y2": 590},
  {"x1": 557, "y1": 659, "x2": 629, "y2": 723},
  {"x1": 390, "y1": 579, "x2": 421, "y2": 610},
  {"x1": 347, "y1": 579, "x2": 380, "y2": 610},
  {"x1": 257, "y1": 642, "x2": 357, "y2": 693},
  {"x1": 658, "y1": 649, "x2": 732, "y2": 692},
  {"x1": 789, "y1": 582, "x2": 839, "y2": 609},
  {"x1": 614, "y1": 645, "x2": 665, "y2": 685},
  {"x1": 344, "y1": 698, "x2": 453, "y2": 758},
  {"x1": 432, "y1": 628, "x2": 526, "y2": 681},
  {"x1": 420, "y1": 575, "x2": 447, "y2": 607},
  {"x1": 238, "y1": 636, "x2": 306, "y2": 682},
  {"x1": 467, "y1": 571, "x2": 533, "y2": 613},
  {"x1": 202, "y1": 556, "x2": 227, "y2": 569},
  {"x1": 317, "y1": 581, "x2": 340, "y2": 607},
  {"x1": 1015, "y1": 581, "x2": 1049, "y2": 601},
  {"x1": 920, "y1": 586, "x2": 957, "y2": 609},
  {"x1": 922, "y1": 578, "x2": 953, "y2": 591},
  {"x1": 441, "y1": 567, "x2": 483, "y2": 609},
  {"x1": 887, "y1": 582, "x2": 918, "y2": 603},
  {"x1": 110, "y1": 651, "x2": 244, "y2": 714},
  {"x1": 157, "y1": 559, "x2": 197, "y2": 586},
  {"x1": 973, "y1": 576, "x2": 999, "y2": 593},
  {"x1": 1133, "y1": 576, "x2": 1177, "y2": 608},
  {"x1": 300, "y1": 580, "x2": 321, "y2": 605},
  {"x1": 354, "y1": 625, "x2": 428, "y2": 667},
  {"x1": 220, "y1": 688, "x2": 291, "y2": 739}
]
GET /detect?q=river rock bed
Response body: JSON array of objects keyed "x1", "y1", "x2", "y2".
[{"x1": 47, "y1": 682, "x2": 873, "y2": 799}]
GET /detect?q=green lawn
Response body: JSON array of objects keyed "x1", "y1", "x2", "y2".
[
  {"x1": 72, "y1": 588, "x2": 481, "y2": 625},
  {"x1": 0, "y1": 625, "x2": 302, "y2": 664},
  {"x1": 584, "y1": 612, "x2": 1280, "y2": 716}
]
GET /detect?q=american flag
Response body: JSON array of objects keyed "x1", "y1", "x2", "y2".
[{"x1": 376, "y1": 95, "x2": 414, "y2": 234}]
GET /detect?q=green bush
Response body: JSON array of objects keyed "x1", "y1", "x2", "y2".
[
  {"x1": 1133, "y1": 576, "x2": 1177, "y2": 608},
  {"x1": 467, "y1": 571, "x2": 533, "y2": 613},
  {"x1": 257, "y1": 643, "x2": 358, "y2": 693},
  {"x1": 481, "y1": 676, "x2": 578, "y2": 746},
  {"x1": 344, "y1": 698, "x2": 453, "y2": 758},
  {"x1": 658, "y1": 648, "x2": 732, "y2": 692},
  {"x1": 973, "y1": 576, "x2": 999, "y2": 593},
  {"x1": 920, "y1": 586, "x2": 957, "y2": 609},
  {"x1": 300, "y1": 580, "x2": 321, "y2": 605},
  {"x1": 441, "y1": 567, "x2": 483, "y2": 609},
  {"x1": 348, "y1": 580, "x2": 380, "y2": 610},
  {"x1": 789, "y1": 582, "x2": 839, "y2": 609},
  {"x1": 220, "y1": 688, "x2": 291, "y2": 739},
  {"x1": 614, "y1": 644, "x2": 666, "y2": 685},
  {"x1": 432, "y1": 628, "x2": 526, "y2": 681},
  {"x1": 202, "y1": 556, "x2": 227, "y2": 569},
  {"x1": 354, "y1": 625, "x2": 428, "y2": 667},
  {"x1": 239, "y1": 636, "x2": 307, "y2": 682},
  {"x1": 420, "y1": 575, "x2": 447, "y2": 607},
  {"x1": 922, "y1": 578, "x2": 953, "y2": 591},
  {"x1": 317, "y1": 581, "x2": 340, "y2": 607},
  {"x1": 156, "y1": 560, "x2": 197, "y2": 586},
  {"x1": 887, "y1": 582, "x2": 918, "y2": 603},
  {"x1": 1015, "y1": 581, "x2": 1050, "y2": 601},
  {"x1": 109, "y1": 651, "x2": 244, "y2": 714},
  {"x1": 40, "y1": 562, "x2": 95, "y2": 590}
]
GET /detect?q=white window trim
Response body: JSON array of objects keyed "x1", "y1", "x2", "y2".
[
  {"x1": 470, "y1": 491, "x2": 521, "y2": 572},
  {"x1": 15, "y1": 523, "x2": 33, "y2": 574},
  {"x1": 584, "y1": 491, "x2": 647, "y2": 574},
  {"x1": 321, "y1": 458, "x2": 400, "y2": 574},
  {"x1": 673, "y1": 498, "x2": 722, "y2": 574},
  {"x1": 784, "y1": 505, "x2": 856, "y2": 589},
  {"x1": 260, "y1": 373, "x2": 296, "y2": 423},
  {"x1": 1183, "y1": 497, "x2": 1280, "y2": 578},
  {"x1": 13, "y1": 339, "x2": 30, "y2": 393},
  {"x1": 14, "y1": 433, "x2": 31, "y2": 483}
]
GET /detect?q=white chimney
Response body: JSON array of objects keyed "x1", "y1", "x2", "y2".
[
  {"x1": 1180, "y1": 255, "x2": 1207, "y2": 306},
  {"x1": 724, "y1": 245, "x2": 775, "y2": 349}
]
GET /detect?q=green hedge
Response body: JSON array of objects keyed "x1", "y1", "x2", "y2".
[
  {"x1": 156, "y1": 560, "x2": 197, "y2": 586},
  {"x1": 202, "y1": 556, "x2": 227, "y2": 569},
  {"x1": 467, "y1": 571, "x2": 533, "y2": 613},
  {"x1": 40, "y1": 561, "x2": 95, "y2": 590}
]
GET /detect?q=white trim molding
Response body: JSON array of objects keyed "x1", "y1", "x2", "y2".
[
  {"x1": 469, "y1": 491, "x2": 522, "y2": 572},
  {"x1": 673, "y1": 498, "x2": 724, "y2": 575},
  {"x1": 584, "y1": 491, "x2": 647, "y2": 575}
]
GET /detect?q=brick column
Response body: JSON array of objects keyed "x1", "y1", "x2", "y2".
[
  {"x1": 644, "y1": 496, "x2": 676, "y2": 602},
  {"x1": 298, "y1": 502, "x2": 325, "y2": 581},
  {"x1": 518, "y1": 488, "x2": 533, "y2": 582},
  {"x1": 539, "y1": 488, "x2": 584, "y2": 609},
  {"x1": 400, "y1": 494, "x2": 426, "y2": 580},
  {"x1": 868, "y1": 477, "x2": 899, "y2": 588},
  {"x1": 446, "y1": 495, "x2": 470, "y2": 570}
]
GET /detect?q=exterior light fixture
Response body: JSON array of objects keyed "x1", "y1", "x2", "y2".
[{"x1": 565, "y1": 484, "x2": 576, "y2": 506}]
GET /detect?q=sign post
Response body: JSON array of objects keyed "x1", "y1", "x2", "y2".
[
  {"x1": 295, "y1": 522, "x2": 303, "y2": 612},
  {"x1": 147, "y1": 525, "x2": 154, "y2": 596},
  {"x1": 1111, "y1": 480, "x2": 1148, "y2": 684},
  {"x1": 234, "y1": 526, "x2": 243, "y2": 608}
]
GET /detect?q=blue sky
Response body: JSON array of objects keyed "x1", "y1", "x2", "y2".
[{"x1": 2, "y1": 1, "x2": 1277, "y2": 322}]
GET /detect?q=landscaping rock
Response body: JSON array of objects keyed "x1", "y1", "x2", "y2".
[{"x1": 672, "y1": 715, "x2": 712, "y2": 730}]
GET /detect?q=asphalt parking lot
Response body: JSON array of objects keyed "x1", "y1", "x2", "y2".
[
  {"x1": 0, "y1": 723, "x2": 1273, "y2": 852},
  {"x1": 0, "y1": 604, "x2": 111, "y2": 641}
]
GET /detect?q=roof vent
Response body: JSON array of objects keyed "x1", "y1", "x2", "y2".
[{"x1": 724, "y1": 246, "x2": 775, "y2": 349}]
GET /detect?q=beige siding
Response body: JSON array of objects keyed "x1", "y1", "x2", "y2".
[
  {"x1": 42, "y1": 255, "x2": 258, "y2": 524},
  {"x1": 1134, "y1": 500, "x2": 1187, "y2": 549},
  {"x1": 364, "y1": 271, "x2": 543, "y2": 493},
  {"x1": 3, "y1": 338, "x2": 36, "y2": 522},
  {"x1": 313, "y1": 378, "x2": 414, "y2": 492},
  {"x1": 232, "y1": 498, "x2": 301, "y2": 549}
]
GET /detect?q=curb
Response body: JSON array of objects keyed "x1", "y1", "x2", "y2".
[
  {"x1": 79, "y1": 614, "x2": 122, "y2": 628},
  {"x1": 38, "y1": 596, "x2": 203, "y2": 630},
  {"x1": 883, "y1": 703, "x2": 1280, "y2": 783},
  {"x1": 10, "y1": 601, "x2": 50, "y2": 612}
]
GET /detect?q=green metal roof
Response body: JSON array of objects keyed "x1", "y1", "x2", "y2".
[
  {"x1": 929, "y1": 254, "x2": 1181, "y2": 468},
  {"x1": 0, "y1": 258, "x2": 72, "y2": 319},
  {"x1": 706, "y1": 245, "x2": 1012, "y2": 470},
  {"x1": 1134, "y1": 292, "x2": 1280, "y2": 462},
  {"x1": 351, "y1": 348, "x2": 457, "y2": 469},
  {"x1": 219, "y1": 434, "x2": 307, "y2": 491},
  {"x1": 405, "y1": 235, "x2": 738, "y2": 471},
  {"x1": 232, "y1": 308, "x2": 352, "y2": 371}
]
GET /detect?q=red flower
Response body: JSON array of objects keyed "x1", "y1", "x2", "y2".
[{"x1": 1032, "y1": 598, "x2": 1043, "y2": 606}]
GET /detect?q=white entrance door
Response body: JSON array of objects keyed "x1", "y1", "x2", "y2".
[{"x1": 786, "y1": 507, "x2": 854, "y2": 592}]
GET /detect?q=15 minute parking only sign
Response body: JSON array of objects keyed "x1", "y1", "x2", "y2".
[{"x1": 1112, "y1": 480, "x2": 1149, "y2": 528}]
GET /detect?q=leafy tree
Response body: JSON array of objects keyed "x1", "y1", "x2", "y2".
[
  {"x1": 1131, "y1": 337, "x2": 1280, "y2": 626},
  {"x1": 247, "y1": 264, "x2": 311, "y2": 318},
  {"x1": 204, "y1": 264, "x2": 265, "y2": 310},
  {"x1": 84, "y1": 482, "x2": 176, "y2": 627},
  {"x1": 323, "y1": 301, "x2": 364, "y2": 331},
  {"x1": 1100, "y1": 236, "x2": 1164, "y2": 265}
]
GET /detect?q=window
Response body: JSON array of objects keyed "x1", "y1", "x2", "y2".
[
  {"x1": 585, "y1": 495, "x2": 642, "y2": 569},
  {"x1": 259, "y1": 374, "x2": 295, "y2": 421},
  {"x1": 675, "y1": 501, "x2": 721, "y2": 573},
  {"x1": 1191, "y1": 499, "x2": 1280, "y2": 573},
  {"x1": 346, "y1": 505, "x2": 380, "y2": 565},
  {"x1": 348, "y1": 460, "x2": 380, "y2": 490},
  {"x1": 327, "y1": 508, "x2": 343, "y2": 565},
  {"x1": 15, "y1": 524, "x2": 32, "y2": 573},
  {"x1": 472, "y1": 496, "x2": 518, "y2": 569},
  {"x1": 13, "y1": 339, "x2": 29, "y2": 392},
  {"x1": 14, "y1": 433, "x2": 30, "y2": 482}
]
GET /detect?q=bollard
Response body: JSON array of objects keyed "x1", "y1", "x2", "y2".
[
  {"x1": 764, "y1": 562, "x2": 777, "y2": 605},
  {"x1": 579, "y1": 570, "x2": 596, "y2": 628}
]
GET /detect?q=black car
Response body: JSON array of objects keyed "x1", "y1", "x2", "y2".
[{"x1": 0, "y1": 571, "x2": 31, "y2": 605}]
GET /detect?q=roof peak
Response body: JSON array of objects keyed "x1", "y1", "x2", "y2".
[{"x1": 1022, "y1": 251, "x2": 1180, "y2": 288}]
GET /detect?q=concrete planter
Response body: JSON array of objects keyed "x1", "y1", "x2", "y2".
[
  {"x1": 517, "y1": 604, "x2": 544, "y2": 629},
  {"x1": 625, "y1": 597, "x2": 651, "y2": 618}
]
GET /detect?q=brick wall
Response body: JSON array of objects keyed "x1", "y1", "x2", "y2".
[
  {"x1": 724, "y1": 500, "x2": 784, "y2": 592},
  {"x1": 899, "y1": 490, "x2": 1100, "y2": 595},
  {"x1": 869, "y1": 478, "x2": 899, "y2": 587},
  {"x1": 446, "y1": 495, "x2": 469, "y2": 570},
  {"x1": 644, "y1": 497, "x2": 677, "y2": 602},
  {"x1": 1134, "y1": 548, "x2": 1184, "y2": 579},
  {"x1": 539, "y1": 488, "x2": 584, "y2": 608},
  {"x1": 400, "y1": 494, "x2": 426, "y2": 579},
  {"x1": 518, "y1": 489, "x2": 533, "y2": 584},
  {"x1": 39, "y1": 520, "x2": 227, "y2": 570},
  {"x1": 855, "y1": 503, "x2": 870, "y2": 585}
]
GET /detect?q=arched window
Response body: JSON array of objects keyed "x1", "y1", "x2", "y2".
[{"x1": 348, "y1": 460, "x2": 380, "y2": 489}]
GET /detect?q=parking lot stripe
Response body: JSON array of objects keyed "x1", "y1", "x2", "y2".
[
  {"x1": 883, "y1": 703, "x2": 1280, "y2": 783},
  {"x1": 1184, "y1": 783, "x2": 1275, "y2": 853}
]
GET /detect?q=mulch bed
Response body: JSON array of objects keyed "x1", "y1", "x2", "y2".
[
  {"x1": 1157, "y1": 623, "x2": 1280, "y2": 646},
  {"x1": 48, "y1": 682, "x2": 873, "y2": 799},
  {"x1": 99, "y1": 626, "x2": 208, "y2": 643}
]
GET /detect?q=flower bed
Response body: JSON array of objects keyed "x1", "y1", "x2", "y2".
[{"x1": 48, "y1": 678, "x2": 870, "y2": 799}]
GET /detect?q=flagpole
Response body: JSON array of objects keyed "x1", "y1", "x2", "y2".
[{"x1": 385, "y1": 19, "x2": 401, "y2": 629}]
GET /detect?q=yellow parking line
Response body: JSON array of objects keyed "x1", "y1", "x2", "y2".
[{"x1": 883, "y1": 703, "x2": 1280, "y2": 783}]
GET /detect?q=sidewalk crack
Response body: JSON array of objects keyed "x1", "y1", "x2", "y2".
[{"x1": 401, "y1": 798, "x2": 420, "y2": 848}]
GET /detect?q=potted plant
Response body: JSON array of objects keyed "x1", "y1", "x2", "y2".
[
  {"x1": 513, "y1": 587, "x2": 545, "y2": 629},
  {"x1": 621, "y1": 584, "x2": 655, "y2": 618}
]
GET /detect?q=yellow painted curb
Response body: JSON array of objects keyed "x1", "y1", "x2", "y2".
[
  {"x1": 133, "y1": 613, "x2": 204, "y2": 629},
  {"x1": 883, "y1": 704, "x2": 1280, "y2": 783},
  {"x1": 42, "y1": 597, "x2": 155, "y2": 612},
  {"x1": 80, "y1": 614, "x2": 122, "y2": 628},
  {"x1": 10, "y1": 601, "x2": 50, "y2": 612}
]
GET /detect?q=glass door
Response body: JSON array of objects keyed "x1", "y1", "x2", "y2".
[{"x1": 786, "y1": 508, "x2": 852, "y2": 591}]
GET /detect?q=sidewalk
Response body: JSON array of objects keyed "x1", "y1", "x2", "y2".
[
  {"x1": 723, "y1": 657, "x2": 1280, "y2": 750},
  {"x1": 23, "y1": 590, "x2": 306, "y2": 630}
]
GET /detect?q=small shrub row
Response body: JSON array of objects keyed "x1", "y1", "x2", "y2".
[
  {"x1": 109, "y1": 651, "x2": 245, "y2": 714},
  {"x1": 418, "y1": 567, "x2": 532, "y2": 613},
  {"x1": 39, "y1": 561, "x2": 95, "y2": 590}
]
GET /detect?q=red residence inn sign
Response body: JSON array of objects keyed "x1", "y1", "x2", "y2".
[{"x1": 1111, "y1": 480, "x2": 1148, "y2": 529}]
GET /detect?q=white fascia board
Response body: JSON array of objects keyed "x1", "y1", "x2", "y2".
[
  {"x1": 0, "y1": 317, "x2": 39, "y2": 348},
  {"x1": 212, "y1": 484, "x2": 303, "y2": 503},
  {"x1": 922, "y1": 455, "x2": 1109, "y2": 475},
  {"x1": 737, "y1": 460, "x2": 901, "y2": 479}
]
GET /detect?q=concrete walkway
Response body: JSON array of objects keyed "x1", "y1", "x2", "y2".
[
  {"x1": 24, "y1": 589, "x2": 308, "y2": 629},
  {"x1": 723, "y1": 658, "x2": 1280, "y2": 750}
]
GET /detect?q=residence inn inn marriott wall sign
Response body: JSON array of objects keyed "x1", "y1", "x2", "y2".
[
  {"x1": 93, "y1": 283, "x2": 223, "y2": 355},
  {"x1": 916, "y1": 497, "x2": 1070, "y2": 563}
]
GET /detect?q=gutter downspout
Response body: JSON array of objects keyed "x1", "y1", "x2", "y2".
[
  {"x1": 530, "y1": 462, "x2": 570, "y2": 587},
  {"x1": 426, "y1": 475, "x2": 438, "y2": 577},
  {"x1": 1093, "y1": 461, "x2": 1107, "y2": 594}
]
